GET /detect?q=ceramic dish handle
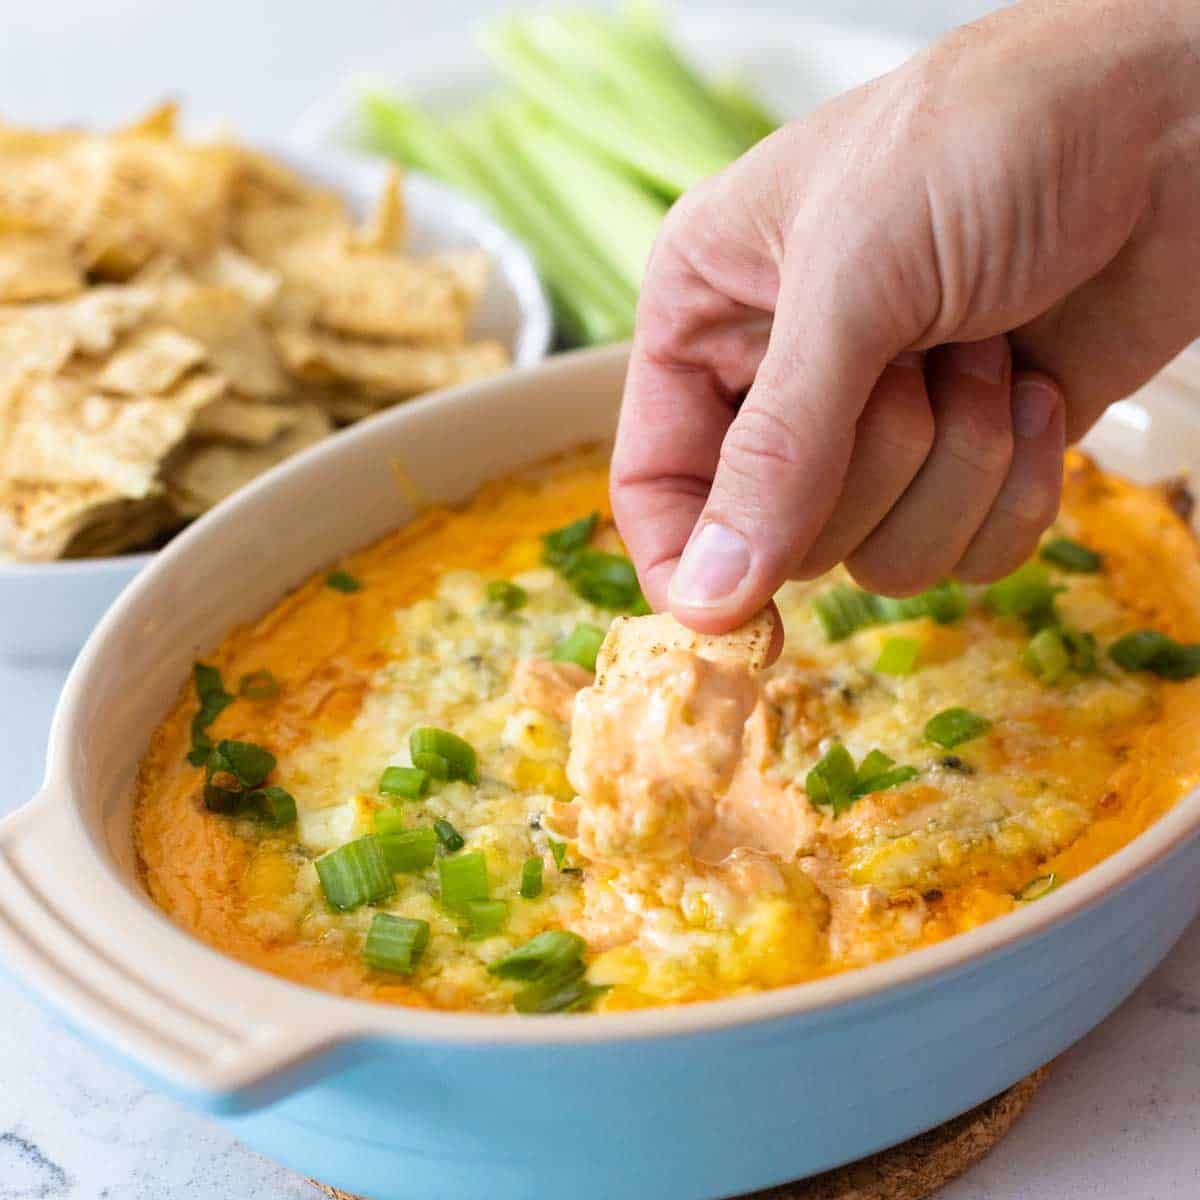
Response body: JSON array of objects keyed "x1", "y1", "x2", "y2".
[{"x1": 0, "y1": 790, "x2": 364, "y2": 1113}]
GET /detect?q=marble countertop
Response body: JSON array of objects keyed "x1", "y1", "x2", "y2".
[{"x1": 2, "y1": 1, "x2": 1199, "y2": 1196}]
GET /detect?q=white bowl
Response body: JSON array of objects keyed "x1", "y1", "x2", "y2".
[{"x1": 0, "y1": 144, "x2": 551, "y2": 666}]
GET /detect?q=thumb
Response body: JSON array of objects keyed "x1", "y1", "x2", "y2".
[{"x1": 667, "y1": 252, "x2": 904, "y2": 632}]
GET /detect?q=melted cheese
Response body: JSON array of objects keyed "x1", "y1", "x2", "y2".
[{"x1": 133, "y1": 451, "x2": 1200, "y2": 1013}]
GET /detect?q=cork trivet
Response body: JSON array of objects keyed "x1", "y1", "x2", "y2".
[{"x1": 309, "y1": 1066, "x2": 1046, "y2": 1200}]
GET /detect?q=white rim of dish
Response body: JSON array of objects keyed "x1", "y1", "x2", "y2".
[{"x1": 40, "y1": 342, "x2": 1200, "y2": 1050}]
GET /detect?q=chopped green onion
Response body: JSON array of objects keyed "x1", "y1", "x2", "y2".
[
  {"x1": 187, "y1": 662, "x2": 234, "y2": 766},
  {"x1": 541, "y1": 512, "x2": 598, "y2": 567},
  {"x1": 513, "y1": 965, "x2": 609, "y2": 1014},
  {"x1": 852, "y1": 749, "x2": 919, "y2": 798},
  {"x1": 874, "y1": 636, "x2": 920, "y2": 675},
  {"x1": 805, "y1": 744, "x2": 858, "y2": 816},
  {"x1": 985, "y1": 563, "x2": 1061, "y2": 632},
  {"x1": 1109, "y1": 630, "x2": 1200, "y2": 680},
  {"x1": 561, "y1": 550, "x2": 643, "y2": 611},
  {"x1": 520, "y1": 856, "x2": 544, "y2": 899},
  {"x1": 486, "y1": 579, "x2": 528, "y2": 611},
  {"x1": 317, "y1": 838, "x2": 395, "y2": 911},
  {"x1": 409, "y1": 728, "x2": 477, "y2": 783},
  {"x1": 459, "y1": 898, "x2": 509, "y2": 939},
  {"x1": 214, "y1": 739, "x2": 276, "y2": 789},
  {"x1": 807, "y1": 744, "x2": 917, "y2": 814},
  {"x1": 1023, "y1": 626, "x2": 1096, "y2": 685},
  {"x1": 364, "y1": 913, "x2": 429, "y2": 974},
  {"x1": 373, "y1": 808, "x2": 409, "y2": 836},
  {"x1": 326, "y1": 569, "x2": 362, "y2": 593},
  {"x1": 924, "y1": 707, "x2": 992, "y2": 749},
  {"x1": 552, "y1": 622, "x2": 606, "y2": 672},
  {"x1": 379, "y1": 765, "x2": 429, "y2": 800},
  {"x1": 1040, "y1": 537, "x2": 1102, "y2": 573},
  {"x1": 489, "y1": 930, "x2": 587, "y2": 979},
  {"x1": 813, "y1": 583, "x2": 879, "y2": 642},
  {"x1": 375, "y1": 826, "x2": 438, "y2": 873},
  {"x1": 247, "y1": 785, "x2": 297, "y2": 828},
  {"x1": 1015, "y1": 873, "x2": 1058, "y2": 902},
  {"x1": 434, "y1": 819, "x2": 465, "y2": 852},
  {"x1": 412, "y1": 751, "x2": 449, "y2": 780},
  {"x1": 874, "y1": 580, "x2": 967, "y2": 625},
  {"x1": 237, "y1": 669, "x2": 279, "y2": 700},
  {"x1": 203, "y1": 771, "x2": 244, "y2": 814},
  {"x1": 548, "y1": 838, "x2": 568, "y2": 870},
  {"x1": 438, "y1": 850, "x2": 488, "y2": 909}
]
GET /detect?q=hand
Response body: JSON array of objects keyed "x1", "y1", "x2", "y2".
[{"x1": 612, "y1": 0, "x2": 1200, "y2": 635}]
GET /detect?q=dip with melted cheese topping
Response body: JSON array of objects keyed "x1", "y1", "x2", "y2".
[{"x1": 133, "y1": 449, "x2": 1200, "y2": 1013}]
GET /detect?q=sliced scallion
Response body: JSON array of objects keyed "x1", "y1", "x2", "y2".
[
  {"x1": 187, "y1": 662, "x2": 234, "y2": 766},
  {"x1": 548, "y1": 839, "x2": 568, "y2": 870},
  {"x1": 1109, "y1": 630, "x2": 1200, "y2": 680},
  {"x1": 326, "y1": 569, "x2": 362, "y2": 593},
  {"x1": 519, "y1": 856, "x2": 544, "y2": 899},
  {"x1": 985, "y1": 562, "x2": 1061, "y2": 632},
  {"x1": 486, "y1": 579, "x2": 528, "y2": 611},
  {"x1": 924, "y1": 707, "x2": 992, "y2": 749},
  {"x1": 409, "y1": 727, "x2": 477, "y2": 783},
  {"x1": 214, "y1": 739, "x2": 276, "y2": 789},
  {"x1": 488, "y1": 930, "x2": 586, "y2": 979},
  {"x1": 1023, "y1": 626, "x2": 1095, "y2": 685},
  {"x1": 812, "y1": 583, "x2": 879, "y2": 642},
  {"x1": 434, "y1": 818, "x2": 465, "y2": 852},
  {"x1": 373, "y1": 808, "x2": 409, "y2": 836},
  {"x1": 379, "y1": 765, "x2": 429, "y2": 800},
  {"x1": 1015, "y1": 873, "x2": 1058, "y2": 902},
  {"x1": 873, "y1": 579, "x2": 967, "y2": 625},
  {"x1": 459, "y1": 898, "x2": 509, "y2": 939},
  {"x1": 316, "y1": 838, "x2": 395, "y2": 911},
  {"x1": 562, "y1": 550, "x2": 644, "y2": 611},
  {"x1": 247, "y1": 785, "x2": 296, "y2": 828},
  {"x1": 375, "y1": 826, "x2": 438, "y2": 874},
  {"x1": 874, "y1": 636, "x2": 920, "y2": 675},
  {"x1": 552, "y1": 622, "x2": 606, "y2": 672},
  {"x1": 364, "y1": 913, "x2": 429, "y2": 974},
  {"x1": 805, "y1": 744, "x2": 858, "y2": 816},
  {"x1": 541, "y1": 512, "x2": 598, "y2": 567},
  {"x1": 438, "y1": 850, "x2": 488, "y2": 910},
  {"x1": 237, "y1": 669, "x2": 279, "y2": 700},
  {"x1": 1040, "y1": 537, "x2": 1101, "y2": 573},
  {"x1": 412, "y1": 751, "x2": 450, "y2": 780}
]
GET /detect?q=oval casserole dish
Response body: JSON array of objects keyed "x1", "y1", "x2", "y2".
[{"x1": 0, "y1": 343, "x2": 1199, "y2": 1200}]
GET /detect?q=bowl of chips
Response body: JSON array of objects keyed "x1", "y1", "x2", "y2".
[{"x1": 0, "y1": 104, "x2": 551, "y2": 662}]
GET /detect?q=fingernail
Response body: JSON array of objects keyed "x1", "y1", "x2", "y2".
[
  {"x1": 947, "y1": 338, "x2": 1008, "y2": 385},
  {"x1": 669, "y1": 523, "x2": 751, "y2": 608},
  {"x1": 1012, "y1": 379, "x2": 1058, "y2": 439}
]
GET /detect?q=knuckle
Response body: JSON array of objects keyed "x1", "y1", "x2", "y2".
[
  {"x1": 938, "y1": 421, "x2": 1014, "y2": 480},
  {"x1": 720, "y1": 405, "x2": 809, "y2": 479},
  {"x1": 845, "y1": 547, "x2": 945, "y2": 598}
]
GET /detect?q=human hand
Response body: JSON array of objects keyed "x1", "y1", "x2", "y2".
[{"x1": 612, "y1": 0, "x2": 1200, "y2": 634}]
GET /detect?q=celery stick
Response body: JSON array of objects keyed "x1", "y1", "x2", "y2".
[
  {"x1": 359, "y1": 92, "x2": 482, "y2": 195},
  {"x1": 713, "y1": 78, "x2": 780, "y2": 146},
  {"x1": 454, "y1": 109, "x2": 636, "y2": 343},
  {"x1": 483, "y1": 19, "x2": 731, "y2": 195},
  {"x1": 492, "y1": 102, "x2": 666, "y2": 295}
]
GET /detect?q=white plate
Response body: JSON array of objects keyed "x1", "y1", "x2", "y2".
[
  {"x1": 291, "y1": 14, "x2": 922, "y2": 157},
  {"x1": 0, "y1": 142, "x2": 551, "y2": 666}
]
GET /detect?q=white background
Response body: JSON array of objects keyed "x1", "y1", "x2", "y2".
[{"x1": 1, "y1": 2, "x2": 1197, "y2": 1198}]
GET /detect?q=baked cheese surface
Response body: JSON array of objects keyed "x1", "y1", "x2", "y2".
[{"x1": 133, "y1": 450, "x2": 1200, "y2": 1012}]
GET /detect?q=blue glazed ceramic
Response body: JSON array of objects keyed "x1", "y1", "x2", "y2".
[{"x1": 1, "y1": 344, "x2": 1198, "y2": 1200}]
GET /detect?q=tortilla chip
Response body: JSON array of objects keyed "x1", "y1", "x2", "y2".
[
  {"x1": 594, "y1": 611, "x2": 777, "y2": 686},
  {"x1": 97, "y1": 326, "x2": 206, "y2": 395},
  {"x1": 164, "y1": 403, "x2": 330, "y2": 516},
  {"x1": 0, "y1": 369, "x2": 224, "y2": 498},
  {"x1": 193, "y1": 246, "x2": 281, "y2": 310},
  {"x1": 19, "y1": 285, "x2": 156, "y2": 356},
  {"x1": 0, "y1": 232, "x2": 82, "y2": 302},
  {"x1": 117, "y1": 100, "x2": 179, "y2": 140},
  {"x1": 62, "y1": 493, "x2": 174, "y2": 558},
  {"x1": 152, "y1": 279, "x2": 288, "y2": 397},
  {"x1": 273, "y1": 326, "x2": 508, "y2": 398},
  {"x1": 0, "y1": 478, "x2": 121, "y2": 561},
  {"x1": 350, "y1": 169, "x2": 406, "y2": 253},
  {"x1": 189, "y1": 397, "x2": 305, "y2": 444}
]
